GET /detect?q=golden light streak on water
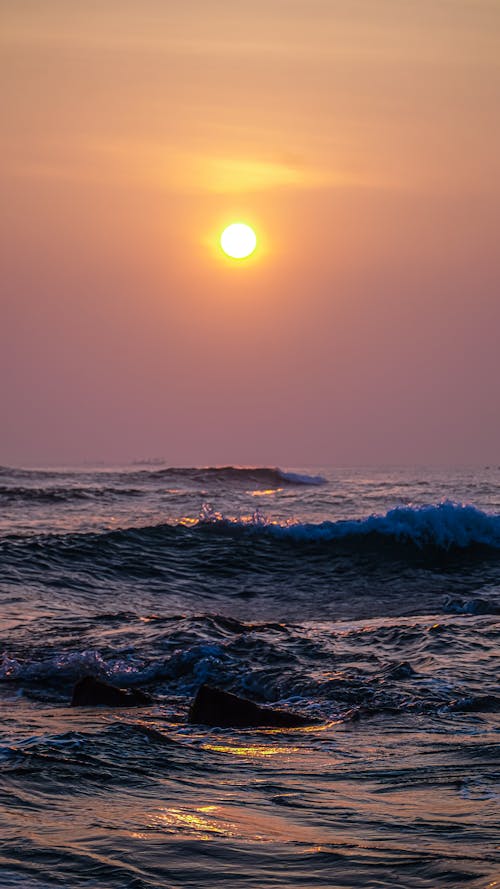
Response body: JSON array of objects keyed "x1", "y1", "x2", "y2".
[
  {"x1": 202, "y1": 743, "x2": 299, "y2": 757},
  {"x1": 134, "y1": 804, "x2": 334, "y2": 844}
]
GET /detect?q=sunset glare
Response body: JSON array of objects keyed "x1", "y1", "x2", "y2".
[{"x1": 220, "y1": 223, "x2": 257, "y2": 260}]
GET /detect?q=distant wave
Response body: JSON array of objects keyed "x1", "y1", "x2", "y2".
[
  {"x1": 0, "y1": 464, "x2": 92, "y2": 480},
  {"x1": 132, "y1": 466, "x2": 327, "y2": 487},
  {"x1": 0, "y1": 466, "x2": 31, "y2": 478},
  {"x1": 0, "y1": 485, "x2": 144, "y2": 504},
  {"x1": 0, "y1": 465, "x2": 326, "y2": 488}
]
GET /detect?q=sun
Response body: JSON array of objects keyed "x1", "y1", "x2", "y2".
[{"x1": 220, "y1": 223, "x2": 257, "y2": 260}]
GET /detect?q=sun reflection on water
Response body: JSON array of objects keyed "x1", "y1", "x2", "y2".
[
  {"x1": 131, "y1": 802, "x2": 330, "y2": 844},
  {"x1": 155, "y1": 806, "x2": 238, "y2": 838},
  {"x1": 202, "y1": 743, "x2": 299, "y2": 757},
  {"x1": 136, "y1": 805, "x2": 256, "y2": 841}
]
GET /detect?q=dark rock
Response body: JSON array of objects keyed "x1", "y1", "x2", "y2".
[
  {"x1": 448, "y1": 694, "x2": 500, "y2": 714},
  {"x1": 71, "y1": 675, "x2": 153, "y2": 708},
  {"x1": 380, "y1": 660, "x2": 417, "y2": 681},
  {"x1": 188, "y1": 683, "x2": 316, "y2": 728}
]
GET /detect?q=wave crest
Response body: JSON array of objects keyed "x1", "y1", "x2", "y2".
[
  {"x1": 3, "y1": 501, "x2": 499, "y2": 558},
  {"x1": 255, "y1": 501, "x2": 500, "y2": 550},
  {"x1": 0, "y1": 465, "x2": 327, "y2": 488},
  {"x1": 189, "y1": 501, "x2": 500, "y2": 551},
  {"x1": 136, "y1": 466, "x2": 327, "y2": 487}
]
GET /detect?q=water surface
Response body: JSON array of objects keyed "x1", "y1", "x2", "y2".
[{"x1": 0, "y1": 465, "x2": 498, "y2": 888}]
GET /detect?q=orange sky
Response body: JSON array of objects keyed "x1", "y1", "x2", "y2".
[{"x1": 2, "y1": 0, "x2": 499, "y2": 465}]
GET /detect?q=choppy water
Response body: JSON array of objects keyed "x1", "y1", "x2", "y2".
[{"x1": 0, "y1": 465, "x2": 498, "y2": 888}]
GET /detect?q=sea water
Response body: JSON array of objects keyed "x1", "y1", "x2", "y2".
[{"x1": 0, "y1": 465, "x2": 498, "y2": 888}]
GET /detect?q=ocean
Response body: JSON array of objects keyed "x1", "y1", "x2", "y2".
[{"x1": 0, "y1": 464, "x2": 498, "y2": 888}]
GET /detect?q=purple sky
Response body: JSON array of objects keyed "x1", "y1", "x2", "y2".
[{"x1": 2, "y1": 1, "x2": 500, "y2": 465}]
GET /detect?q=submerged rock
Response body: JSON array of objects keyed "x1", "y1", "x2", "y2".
[
  {"x1": 380, "y1": 660, "x2": 417, "y2": 681},
  {"x1": 188, "y1": 683, "x2": 316, "y2": 728},
  {"x1": 447, "y1": 694, "x2": 500, "y2": 713},
  {"x1": 71, "y1": 675, "x2": 153, "y2": 708}
]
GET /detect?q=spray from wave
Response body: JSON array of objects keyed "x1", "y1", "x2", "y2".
[{"x1": 188, "y1": 500, "x2": 500, "y2": 552}]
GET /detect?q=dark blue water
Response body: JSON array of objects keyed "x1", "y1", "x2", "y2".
[{"x1": 0, "y1": 465, "x2": 498, "y2": 888}]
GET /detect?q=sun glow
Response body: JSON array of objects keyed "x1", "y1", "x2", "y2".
[{"x1": 220, "y1": 223, "x2": 257, "y2": 259}]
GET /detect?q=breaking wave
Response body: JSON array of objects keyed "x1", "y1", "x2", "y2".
[
  {"x1": 181, "y1": 501, "x2": 499, "y2": 552},
  {"x1": 252, "y1": 500, "x2": 500, "y2": 550},
  {"x1": 2, "y1": 502, "x2": 500, "y2": 560}
]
